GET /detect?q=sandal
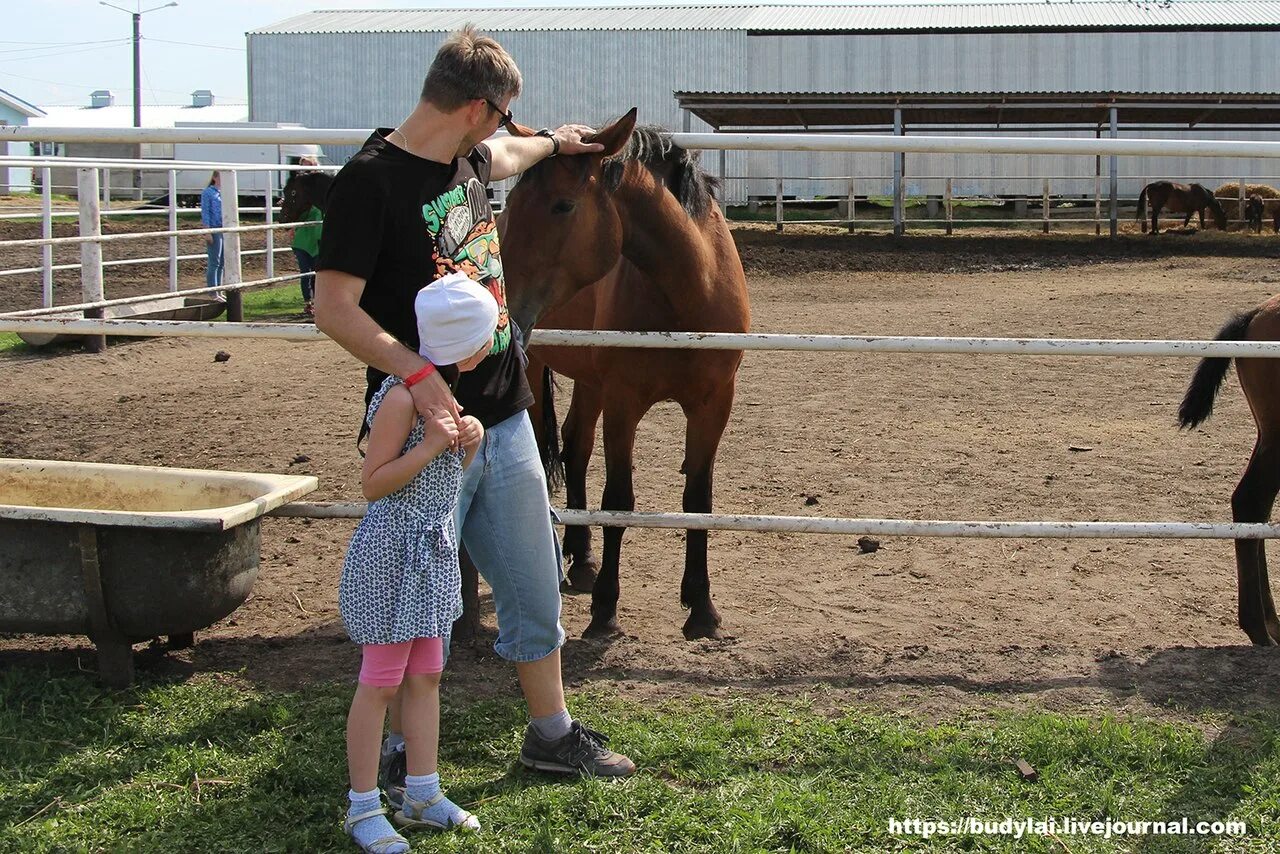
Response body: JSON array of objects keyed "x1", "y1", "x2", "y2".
[
  {"x1": 344, "y1": 806, "x2": 410, "y2": 853},
  {"x1": 394, "y1": 792, "x2": 480, "y2": 832}
]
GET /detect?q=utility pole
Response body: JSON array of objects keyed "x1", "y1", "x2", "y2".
[{"x1": 100, "y1": 1, "x2": 178, "y2": 199}]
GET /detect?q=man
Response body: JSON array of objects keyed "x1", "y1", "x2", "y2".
[{"x1": 314, "y1": 26, "x2": 636, "y2": 803}]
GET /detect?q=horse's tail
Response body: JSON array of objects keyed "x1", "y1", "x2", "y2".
[
  {"x1": 538, "y1": 364, "x2": 565, "y2": 492},
  {"x1": 1178, "y1": 307, "x2": 1261, "y2": 428},
  {"x1": 1136, "y1": 185, "x2": 1148, "y2": 223}
]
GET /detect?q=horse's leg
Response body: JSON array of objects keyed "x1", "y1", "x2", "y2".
[
  {"x1": 1231, "y1": 436, "x2": 1280, "y2": 645},
  {"x1": 583, "y1": 401, "x2": 643, "y2": 638},
  {"x1": 561, "y1": 384, "x2": 604, "y2": 593},
  {"x1": 1151, "y1": 202, "x2": 1161, "y2": 234},
  {"x1": 677, "y1": 386, "x2": 736, "y2": 640},
  {"x1": 452, "y1": 547, "x2": 482, "y2": 645}
]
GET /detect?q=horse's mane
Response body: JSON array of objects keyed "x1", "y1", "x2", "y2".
[
  {"x1": 602, "y1": 124, "x2": 720, "y2": 220},
  {"x1": 515, "y1": 122, "x2": 720, "y2": 220}
]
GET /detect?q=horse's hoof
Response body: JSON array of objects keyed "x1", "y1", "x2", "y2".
[
  {"x1": 1243, "y1": 627, "x2": 1279, "y2": 646},
  {"x1": 582, "y1": 617, "x2": 623, "y2": 638},
  {"x1": 564, "y1": 557, "x2": 599, "y2": 593},
  {"x1": 682, "y1": 618, "x2": 727, "y2": 641}
]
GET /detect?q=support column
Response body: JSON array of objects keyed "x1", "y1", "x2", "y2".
[
  {"x1": 1094, "y1": 128, "x2": 1102, "y2": 237},
  {"x1": 893, "y1": 108, "x2": 905, "y2": 237},
  {"x1": 1109, "y1": 107, "x2": 1119, "y2": 238}
]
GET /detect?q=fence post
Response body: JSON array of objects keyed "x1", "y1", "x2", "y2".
[
  {"x1": 775, "y1": 177, "x2": 783, "y2": 234},
  {"x1": 101, "y1": 168, "x2": 111, "y2": 211},
  {"x1": 77, "y1": 168, "x2": 105, "y2": 353},
  {"x1": 223, "y1": 170, "x2": 243, "y2": 322},
  {"x1": 264, "y1": 183, "x2": 275, "y2": 279},
  {"x1": 1109, "y1": 107, "x2": 1118, "y2": 237},
  {"x1": 40, "y1": 166, "x2": 53, "y2": 308},
  {"x1": 846, "y1": 178, "x2": 856, "y2": 234},
  {"x1": 167, "y1": 170, "x2": 178, "y2": 293},
  {"x1": 1094, "y1": 138, "x2": 1102, "y2": 237},
  {"x1": 718, "y1": 150, "x2": 727, "y2": 218},
  {"x1": 1043, "y1": 178, "x2": 1051, "y2": 234},
  {"x1": 1239, "y1": 178, "x2": 1247, "y2": 230},
  {"x1": 892, "y1": 107, "x2": 905, "y2": 236},
  {"x1": 945, "y1": 177, "x2": 953, "y2": 236}
]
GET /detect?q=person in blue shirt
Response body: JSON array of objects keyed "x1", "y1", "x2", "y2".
[{"x1": 200, "y1": 171, "x2": 224, "y2": 290}]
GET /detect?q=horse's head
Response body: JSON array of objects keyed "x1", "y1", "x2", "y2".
[
  {"x1": 500, "y1": 108, "x2": 637, "y2": 332},
  {"x1": 1200, "y1": 185, "x2": 1229, "y2": 230},
  {"x1": 280, "y1": 171, "x2": 331, "y2": 223}
]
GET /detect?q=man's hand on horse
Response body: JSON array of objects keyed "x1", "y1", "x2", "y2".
[
  {"x1": 407, "y1": 370, "x2": 462, "y2": 427},
  {"x1": 554, "y1": 124, "x2": 604, "y2": 156}
]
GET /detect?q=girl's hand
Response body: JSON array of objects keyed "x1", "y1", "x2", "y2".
[
  {"x1": 423, "y1": 408, "x2": 459, "y2": 449},
  {"x1": 458, "y1": 415, "x2": 484, "y2": 453}
]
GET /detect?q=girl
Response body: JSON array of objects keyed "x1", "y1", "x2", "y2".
[
  {"x1": 200, "y1": 171, "x2": 223, "y2": 290},
  {"x1": 340, "y1": 272, "x2": 496, "y2": 853}
]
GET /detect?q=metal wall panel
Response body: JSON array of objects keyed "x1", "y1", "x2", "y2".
[{"x1": 250, "y1": 27, "x2": 1280, "y2": 202}]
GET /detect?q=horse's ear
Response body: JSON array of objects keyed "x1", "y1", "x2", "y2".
[
  {"x1": 507, "y1": 120, "x2": 537, "y2": 138},
  {"x1": 587, "y1": 108, "x2": 637, "y2": 159}
]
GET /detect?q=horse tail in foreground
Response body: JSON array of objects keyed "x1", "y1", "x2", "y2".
[
  {"x1": 539, "y1": 364, "x2": 565, "y2": 491},
  {"x1": 1178, "y1": 308, "x2": 1261, "y2": 428}
]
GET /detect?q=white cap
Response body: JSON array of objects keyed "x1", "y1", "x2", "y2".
[{"x1": 414, "y1": 271, "x2": 499, "y2": 366}]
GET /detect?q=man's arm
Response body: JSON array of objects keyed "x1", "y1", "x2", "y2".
[
  {"x1": 313, "y1": 269, "x2": 461, "y2": 422},
  {"x1": 487, "y1": 125, "x2": 605, "y2": 182}
]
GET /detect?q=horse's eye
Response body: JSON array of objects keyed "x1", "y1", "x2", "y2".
[{"x1": 551, "y1": 200, "x2": 576, "y2": 215}]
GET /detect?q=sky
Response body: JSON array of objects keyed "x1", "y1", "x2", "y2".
[{"x1": 4, "y1": 0, "x2": 1122, "y2": 110}]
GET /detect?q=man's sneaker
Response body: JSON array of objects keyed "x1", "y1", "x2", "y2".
[
  {"x1": 379, "y1": 744, "x2": 407, "y2": 809},
  {"x1": 519, "y1": 721, "x2": 636, "y2": 777}
]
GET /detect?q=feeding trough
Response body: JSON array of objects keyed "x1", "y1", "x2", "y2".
[
  {"x1": 0, "y1": 459, "x2": 316, "y2": 686},
  {"x1": 17, "y1": 295, "x2": 227, "y2": 348}
]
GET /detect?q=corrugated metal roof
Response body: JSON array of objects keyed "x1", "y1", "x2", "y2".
[
  {"x1": 743, "y1": 1, "x2": 1280, "y2": 30},
  {"x1": 0, "y1": 88, "x2": 44, "y2": 118},
  {"x1": 28, "y1": 104, "x2": 249, "y2": 128},
  {"x1": 250, "y1": 2, "x2": 1280, "y2": 34}
]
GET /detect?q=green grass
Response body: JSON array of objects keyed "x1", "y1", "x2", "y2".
[
  {"x1": 242, "y1": 283, "x2": 306, "y2": 320},
  {"x1": 1, "y1": 668, "x2": 1276, "y2": 852},
  {"x1": 0, "y1": 332, "x2": 25, "y2": 354}
]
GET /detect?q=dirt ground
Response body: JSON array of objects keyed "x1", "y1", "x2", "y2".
[{"x1": 3, "y1": 223, "x2": 1280, "y2": 723}]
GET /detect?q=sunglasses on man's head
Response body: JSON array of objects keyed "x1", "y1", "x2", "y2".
[{"x1": 483, "y1": 98, "x2": 513, "y2": 128}]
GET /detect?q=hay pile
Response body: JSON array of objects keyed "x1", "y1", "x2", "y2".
[{"x1": 1215, "y1": 182, "x2": 1280, "y2": 219}]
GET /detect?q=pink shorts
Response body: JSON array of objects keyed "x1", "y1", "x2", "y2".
[{"x1": 358, "y1": 637, "x2": 445, "y2": 687}]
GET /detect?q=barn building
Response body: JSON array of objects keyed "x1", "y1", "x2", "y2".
[{"x1": 247, "y1": 2, "x2": 1280, "y2": 208}]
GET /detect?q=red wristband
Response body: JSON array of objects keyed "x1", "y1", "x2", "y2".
[{"x1": 403, "y1": 362, "x2": 436, "y2": 388}]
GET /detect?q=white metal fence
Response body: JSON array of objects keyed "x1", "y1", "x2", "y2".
[{"x1": 3, "y1": 127, "x2": 1280, "y2": 542}]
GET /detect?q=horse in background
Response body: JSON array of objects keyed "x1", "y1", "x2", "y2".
[
  {"x1": 1246, "y1": 194, "x2": 1265, "y2": 233},
  {"x1": 1178, "y1": 295, "x2": 1280, "y2": 645},
  {"x1": 279, "y1": 170, "x2": 333, "y2": 223},
  {"x1": 500, "y1": 110, "x2": 751, "y2": 640},
  {"x1": 1137, "y1": 181, "x2": 1228, "y2": 233}
]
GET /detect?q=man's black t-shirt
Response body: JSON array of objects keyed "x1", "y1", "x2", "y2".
[{"x1": 318, "y1": 129, "x2": 532, "y2": 428}]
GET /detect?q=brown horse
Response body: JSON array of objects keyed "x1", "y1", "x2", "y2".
[
  {"x1": 1137, "y1": 181, "x2": 1228, "y2": 233},
  {"x1": 1178, "y1": 295, "x2": 1280, "y2": 645},
  {"x1": 1245, "y1": 194, "x2": 1265, "y2": 234},
  {"x1": 499, "y1": 110, "x2": 751, "y2": 639},
  {"x1": 279, "y1": 170, "x2": 333, "y2": 222}
]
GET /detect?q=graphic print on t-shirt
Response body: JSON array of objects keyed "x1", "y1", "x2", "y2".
[{"x1": 422, "y1": 178, "x2": 510, "y2": 354}]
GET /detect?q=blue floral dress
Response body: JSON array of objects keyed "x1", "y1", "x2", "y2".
[{"x1": 339, "y1": 376, "x2": 465, "y2": 645}]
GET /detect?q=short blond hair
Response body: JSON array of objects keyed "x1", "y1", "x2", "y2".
[{"x1": 421, "y1": 26, "x2": 522, "y2": 110}]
